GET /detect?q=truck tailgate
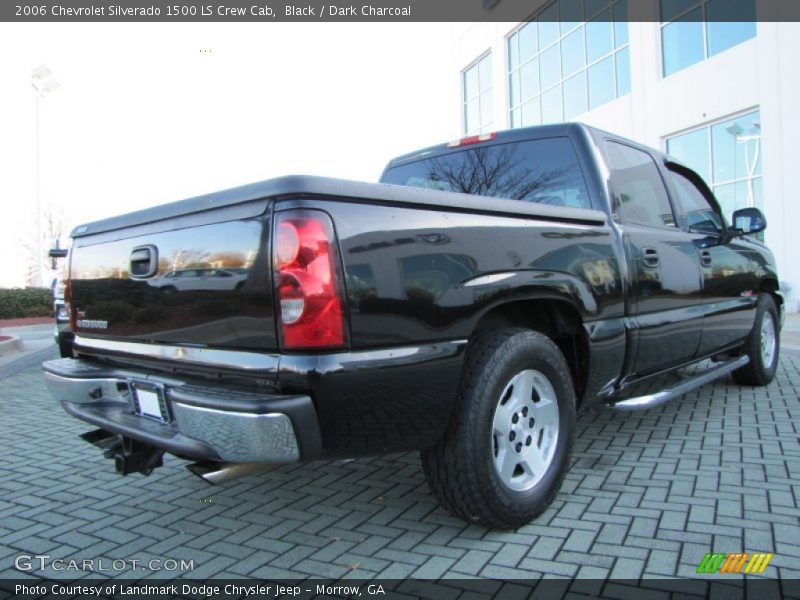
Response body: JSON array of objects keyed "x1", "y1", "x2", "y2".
[{"x1": 69, "y1": 200, "x2": 276, "y2": 351}]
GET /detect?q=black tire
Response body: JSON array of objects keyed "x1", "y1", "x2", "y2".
[
  {"x1": 732, "y1": 293, "x2": 780, "y2": 386},
  {"x1": 58, "y1": 339, "x2": 73, "y2": 358},
  {"x1": 57, "y1": 333, "x2": 73, "y2": 358},
  {"x1": 421, "y1": 327, "x2": 576, "y2": 529}
]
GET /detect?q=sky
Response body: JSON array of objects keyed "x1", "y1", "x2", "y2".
[{"x1": 0, "y1": 23, "x2": 459, "y2": 288}]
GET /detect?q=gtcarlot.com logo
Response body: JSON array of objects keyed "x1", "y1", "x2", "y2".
[{"x1": 15, "y1": 554, "x2": 195, "y2": 573}]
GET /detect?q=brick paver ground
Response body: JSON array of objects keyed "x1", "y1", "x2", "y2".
[{"x1": 1, "y1": 353, "x2": 798, "y2": 581}]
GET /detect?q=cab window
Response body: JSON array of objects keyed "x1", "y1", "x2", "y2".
[
  {"x1": 606, "y1": 141, "x2": 676, "y2": 229},
  {"x1": 667, "y1": 167, "x2": 724, "y2": 234}
]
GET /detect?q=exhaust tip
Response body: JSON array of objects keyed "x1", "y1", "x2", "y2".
[{"x1": 186, "y1": 461, "x2": 276, "y2": 485}]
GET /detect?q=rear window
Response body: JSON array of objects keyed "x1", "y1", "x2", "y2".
[{"x1": 382, "y1": 137, "x2": 591, "y2": 209}]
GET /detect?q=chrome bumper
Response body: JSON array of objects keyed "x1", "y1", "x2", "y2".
[{"x1": 42, "y1": 358, "x2": 305, "y2": 463}]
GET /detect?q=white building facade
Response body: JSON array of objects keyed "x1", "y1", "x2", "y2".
[{"x1": 453, "y1": 1, "x2": 800, "y2": 311}]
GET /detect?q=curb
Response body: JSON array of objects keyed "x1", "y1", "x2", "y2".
[{"x1": 0, "y1": 336, "x2": 23, "y2": 356}]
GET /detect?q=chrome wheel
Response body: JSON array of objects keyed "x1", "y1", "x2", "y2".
[
  {"x1": 491, "y1": 369, "x2": 559, "y2": 492},
  {"x1": 760, "y1": 311, "x2": 776, "y2": 368}
]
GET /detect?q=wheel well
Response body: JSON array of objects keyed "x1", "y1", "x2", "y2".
[
  {"x1": 473, "y1": 300, "x2": 589, "y2": 402},
  {"x1": 759, "y1": 278, "x2": 782, "y2": 310}
]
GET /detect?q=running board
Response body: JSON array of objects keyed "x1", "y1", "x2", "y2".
[{"x1": 608, "y1": 355, "x2": 749, "y2": 412}]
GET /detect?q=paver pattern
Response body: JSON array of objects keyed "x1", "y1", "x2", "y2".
[{"x1": 1, "y1": 353, "x2": 798, "y2": 581}]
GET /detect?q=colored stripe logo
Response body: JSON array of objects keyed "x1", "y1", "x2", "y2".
[{"x1": 697, "y1": 552, "x2": 773, "y2": 574}]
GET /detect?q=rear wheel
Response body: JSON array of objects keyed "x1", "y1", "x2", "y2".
[
  {"x1": 421, "y1": 328, "x2": 575, "y2": 529},
  {"x1": 732, "y1": 293, "x2": 779, "y2": 386}
]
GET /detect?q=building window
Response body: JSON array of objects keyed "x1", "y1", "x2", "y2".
[
  {"x1": 660, "y1": 0, "x2": 756, "y2": 77},
  {"x1": 507, "y1": 0, "x2": 630, "y2": 128},
  {"x1": 463, "y1": 53, "x2": 493, "y2": 135},
  {"x1": 666, "y1": 109, "x2": 762, "y2": 223}
]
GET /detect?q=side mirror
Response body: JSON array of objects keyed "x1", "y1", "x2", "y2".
[{"x1": 732, "y1": 207, "x2": 766, "y2": 235}]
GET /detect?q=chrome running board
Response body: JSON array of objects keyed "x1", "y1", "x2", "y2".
[{"x1": 609, "y1": 355, "x2": 749, "y2": 412}]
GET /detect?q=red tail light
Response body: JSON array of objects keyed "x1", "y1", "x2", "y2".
[
  {"x1": 274, "y1": 210, "x2": 347, "y2": 350},
  {"x1": 64, "y1": 278, "x2": 76, "y2": 331}
]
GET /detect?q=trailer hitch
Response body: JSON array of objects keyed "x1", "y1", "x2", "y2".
[{"x1": 80, "y1": 429, "x2": 164, "y2": 476}]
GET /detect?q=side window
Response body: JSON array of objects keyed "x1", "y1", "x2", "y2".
[
  {"x1": 667, "y1": 168, "x2": 724, "y2": 234},
  {"x1": 606, "y1": 141, "x2": 676, "y2": 228}
]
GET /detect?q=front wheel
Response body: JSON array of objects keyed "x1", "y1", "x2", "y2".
[
  {"x1": 421, "y1": 328, "x2": 576, "y2": 529},
  {"x1": 732, "y1": 293, "x2": 780, "y2": 386}
]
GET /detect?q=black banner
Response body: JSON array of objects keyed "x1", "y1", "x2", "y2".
[
  {"x1": 3, "y1": 0, "x2": 800, "y2": 23},
  {"x1": 1, "y1": 578, "x2": 799, "y2": 600}
]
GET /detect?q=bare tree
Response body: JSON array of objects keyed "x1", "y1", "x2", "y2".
[
  {"x1": 424, "y1": 144, "x2": 573, "y2": 202},
  {"x1": 21, "y1": 202, "x2": 70, "y2": 287}
]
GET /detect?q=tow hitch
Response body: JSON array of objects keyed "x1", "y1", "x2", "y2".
[{"x1": 80, "y1": 429, "x2": 164, "y2": 476}]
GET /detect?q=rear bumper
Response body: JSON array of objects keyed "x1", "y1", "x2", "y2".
[{"x1": 42, "y1": 358, "x2": 319, "y2": 463}]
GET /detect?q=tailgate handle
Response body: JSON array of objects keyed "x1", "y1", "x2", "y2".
[{"x1": 130, "y1": 245, "x2": 159, "y2": 279}]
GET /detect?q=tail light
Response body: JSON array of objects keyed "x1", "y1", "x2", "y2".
[
  {"x1": 273, "y1": 209, "x2": 347, "y2": 350},
  {"x1": 64, "y1": 278, "x2": 76, "y2": 331}
]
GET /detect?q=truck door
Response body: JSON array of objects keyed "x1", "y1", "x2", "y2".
[
  {"x1": 605, "y1": 141, "x2": 703, "y2": 377},
  {"x1": 664, "y1": 165, "x2": 758, "y2": 354}
]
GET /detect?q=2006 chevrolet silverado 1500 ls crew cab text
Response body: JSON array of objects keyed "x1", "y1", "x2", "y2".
[{"x1": 43, "y1": 124, "x2": 783, "y2": 528}]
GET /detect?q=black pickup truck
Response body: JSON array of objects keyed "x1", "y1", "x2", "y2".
[{"x1": 43, "y1": 124, "x2": 782, "y2": 528}]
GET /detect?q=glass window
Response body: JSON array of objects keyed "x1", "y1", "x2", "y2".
[
  {"x1": 559, "y1": 0, "x2": 583, "y2": 34},
  {"x1": 586, "y1": 12, "x2": 613, "y2": 63},
  {"x1": 588, "y1": 56, "x2": 614, "y2": 110},
  {"x1": 519, "y1": 22, "x2": 538, "y2": 62},
  {"x1": 606, "y1": 141, "x2": 676, "y2": 228},
  {"x1": 538, "y1": 6, "x2": 559, "y2": 48},
  {"x1": 510, "y1": 71, "x2": 521, "y2": 107},
  {"x1": 615, "y1": 47, "x2": 631, "y2": 96},
  {"x1": 561, "y1": 28, "x2": 585, "y2": 76},
  {"x1": 520, "y1": 58, "x2": 539, "y2": 100},
  {"x1": 585, "y1": 0, "x2": 608, "y2": 18},
  {"x1": 666, "y1": 110, "x2": 762, "y2": 224},
  {"x1": 564, "y1": 72, "x2": 587, "y2": 119},
  {"x1": 711, "y1": 113, "x2": 762, "y2": 182},
  {"x1": 660, "y1": 0, "x2": 700, "y2": 21},
  {"x1": 541, "y1": 85, "x2": 563, "y2": 123},
  {"x1": 661, "y1": 10, "x2": 704, "y2": 76},
  {"x1": 507, "y1": 0, "x2": 631, "y2": 127},
  {"x1": 666, "y1": 128, "x2": 709, "y2": 182},
  {"x1": 381, "y1": 137, "x2": 592, "y2": 209},
  {"x1": 462, "y1": 54, "x2": 493, "y2": 135},
  {"x1": 661, "y1": 0, "x2": 757, "y2": 77},
  {"x1": 667, "y1": 168, "x2": 724, "y2": 233},
  {"x1": 613, "y1": 0, "x2": 629, "y2": 46},
  {"x1": 521, "y1": 97, "x2": 541, "y2": 126},
  {"x1": 540, "y1": 44, "x2": 562, "y2": 89}
]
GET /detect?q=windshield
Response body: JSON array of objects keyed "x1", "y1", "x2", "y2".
[{"x1": 382, "y1": 137, "x2": 591, "y2": 209}]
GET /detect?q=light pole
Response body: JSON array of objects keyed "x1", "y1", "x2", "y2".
[
  {"x1": 726, "y1": 121, "x2": 761, "y2": 210},
  {"x1": 31, "y1": 65, "x2": 60, "y2": 288}
]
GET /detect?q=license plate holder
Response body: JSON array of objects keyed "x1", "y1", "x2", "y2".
[{"x1": 130, "y1": 380, "x2": 170, "y2": 422}]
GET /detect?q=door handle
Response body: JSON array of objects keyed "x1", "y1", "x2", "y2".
[
  {"x1": 130, "y1": 244, "x2": 159, "y2": 279},
  {"x1": 700, "y1": 250, "x2": 712, "y2": 267},
  {"x1": 641, "y1": 247, "x2": 660, "y2": 268}
]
